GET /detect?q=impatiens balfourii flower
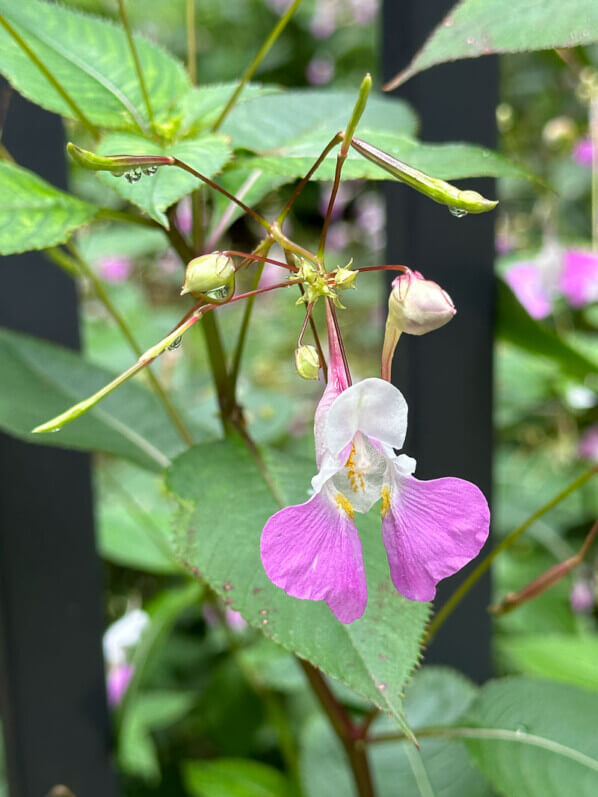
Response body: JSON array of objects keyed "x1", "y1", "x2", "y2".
[{"x1": 260, "y1": 303, "x2": 490, "y2": 623}]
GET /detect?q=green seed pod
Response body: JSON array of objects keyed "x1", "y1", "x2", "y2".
[
  {"x1": 66, "y1": 142, "x2": 174, "y2": 173},
  {"x1": 180, "y1": 253, "x2": 236, "y2": 303},
  {"x1": 350, "y1": 137, "x2": 498, "y2": 215},
  {"x1": 295, "y1": 345, "x2": 321, "y2": 380}
]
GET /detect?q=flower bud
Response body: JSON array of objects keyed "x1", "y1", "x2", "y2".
[
  {"x1": 295, "y1": 345, "x2": 321, "y2": 380},
  {"x1": 388, "y1": 269, "x2": 455, "y2": 336},
  {"x1": 180, "y1": 252, "x2": 235, "y2": 303}
]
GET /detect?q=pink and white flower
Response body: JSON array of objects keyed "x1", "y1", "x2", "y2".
[{"x1": 260, "y1": 307, "x2": 490, "y2": 623}]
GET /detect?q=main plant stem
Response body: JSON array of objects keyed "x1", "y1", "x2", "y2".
[{"x1": 301, "y1": 661, "x2": 376, "y2": 797}]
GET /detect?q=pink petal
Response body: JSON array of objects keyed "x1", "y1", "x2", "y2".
[
  {"x1": 560, "y1": 250, "x2": 598, "y2": 307},
  {"x1": 381, "y1": 476, "x2": 490, "y2": 602},
  {"x1": 260, "y1": 491, "x2": 367, "y2": 623},
  {"x1": 504, "y1": 263, "x2": 552, "y2": 319}
]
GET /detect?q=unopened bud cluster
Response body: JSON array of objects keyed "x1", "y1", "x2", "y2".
[{"x1": 294, "y1": 258, "x2": 357, "y2": 308}]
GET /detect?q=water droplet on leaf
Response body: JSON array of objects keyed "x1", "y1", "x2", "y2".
[
  {"x1": 125, "y1": 167, "x2": 142, "y2": 183},
  {"x1": 168, "y1": 336, "x2": 182, "y2": 351},
  {"x1": 142, "y1": 165, "x2": 158, "y2": 176},
  {"x1": 448, "y1": 206, "x2": 468, "y2": 218}
]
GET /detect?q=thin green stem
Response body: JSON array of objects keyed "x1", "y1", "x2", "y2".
[
  {"x1": 95, "y1": 207, "x2": 158, "y2": 228},
  {"x1": 117, "y1": 0, "x2": 153, "y2": 125},
  {"x1": 365, "y1": 726, "x2": 598, "y2": 772},
  {"x1": 172, "y1": 157, "x2": 271, "y2": 231},
  {"x1": 426, "y1": 464, "x2": 598, "y2": 642},
  {"x1": 318, "y1": 75, "x2": 371, "y2": 259},
  {"x1": 300, "y1": 661, "x2": 376, "y2": 797},
  {"x1": 70, "y1": 244, "x2": 193, "y2": 446},
  {"x1": 0, "y1": 14, "x2": 100, "y2": 139},
  {"x1": 186, "y1": 0, "x2": 197, "y2": 85},
  {"x1": 211, "y1": 0, "x2": 304, "y2": 132},
  {"x1": 46, "y1": 245, "x2": 194, "y2": 446},
  {"x1": 229, "y1": 239, "x2": 274, "y2": 393}
]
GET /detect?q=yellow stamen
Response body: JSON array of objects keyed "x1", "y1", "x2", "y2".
[
  {"x1": 335, "y1": 492, "x2": 355, "y2": 519},
  {"x1": 345, "y1": 445, "x2": 365, "y2": 492},
  {"x1": 381, "y1": 486, "x2": 391, "y2": 518}
]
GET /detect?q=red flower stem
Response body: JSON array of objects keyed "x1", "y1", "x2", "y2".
[
  {"x1": 355, "y1": 265, "x2": 410, "y2": 274},
  {"x1": 222, "y1": 250, "x2": 297, "y2": 272},
  {"x1": 172, "y1": 157, "x2": 271, "y2": 231},
  {"x1": 277, "y1": 132, "x2": 343, "y2": 224},
  {"x1": 490, "y1": 518, "x2": 598, "y2": 615},
  {"x1": 297, "y1": 303, "x2": 314, "y2": 346},
  {"x1": 318, "y1": 151, "x2": 345, "y2": 259}
]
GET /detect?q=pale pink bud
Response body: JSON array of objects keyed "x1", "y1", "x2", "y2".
[{"x1": 388, "y1": 269, "x2": 456, "y2": 336}]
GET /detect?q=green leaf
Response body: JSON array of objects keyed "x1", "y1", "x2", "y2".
[
  {"x1": 301, "y1": 667, "x2": 493, "y2": 797},
  {"x1": 238, "y1": 129, "x2": 533, "y2": 183},
  {"x1": 0, "y1": 161, "x2": 97, "y2": 254},
  {"x1": 96, "y1": 132, "x2": 232, "y2": 226},
  {"x1": 497, "y1": 278, "x2": 598, "y2": 384},
  {"x1": 176, "y1": 82, "x2": 281, "y2": 137},
  {"x1": 0, "y1": 327, "x2": 191, "y2": 471},
  {"x1": 96, "y1": 461, "x2": 182, "y2": 573},
  {"x1": 0, "y1": 0, "x2": 190, "y2": 131},
  {"x1": 165, "y1": 439, "x2": 429, "y2": 736},
  {"x1": 386, "y1": 0, "x2": 598, "y2": 89},
  {"x1": 500, "y1": 635, "x2": 598, "y2": 692},
  {"x1": 221, "y1": 90, "x2": 418, "y2": 152},
  {"x1": 118, "y1": 691, "x2": 194, "y2": 781},
  {"x1": 462, "y1": 677, "x2": 598, "y2": 796},
  {"x1": 184, "y1": 758, "x2": 293, "y2": 797}
]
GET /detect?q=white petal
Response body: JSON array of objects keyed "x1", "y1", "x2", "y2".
[{"x1": 325, "y1": 377, "x2": 408, "y2": 456}]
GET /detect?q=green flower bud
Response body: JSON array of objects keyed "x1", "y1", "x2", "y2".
[
  {"x1": 180, "y1": 253, "x2": 235, "y2": 303},
  {"x1": 295, "y1": 345, "x2": 321, "y2": 380}
]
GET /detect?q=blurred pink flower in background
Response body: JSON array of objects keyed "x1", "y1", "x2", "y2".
[
  {"x1": 310, "y1": 0, "x2": 337, "y2": 38},
  {"x1": 350, "y1": 0, "x2": 378, "y2": 25},
  {"x1": 570, "y1": 580, "x2": 595, "y2": 614},
  {"x1": 107, "y1": 663, "x2": 134, "y2": 707},
  {"x1": 504, "y1": 241, "x2": 598, "y2": 318},
  {"x1": 572, "y1": 137, "x2": 593, "y2": 168},
  {"x1": 98, "y1": 255, "x2": 132, "y2": 284},
  {"x1": 579, "y1": 425, "x2": 598, "y2": 462},
  {"x1": 176, "y1": 196, "x2": 193, "y2": 235},
  {"x1": 202, "y1": 603, "x2": 248, "y2": 631},
  {"x1": 560, "y1": 250, "x2": 598, "y2": 307},
  {"x1": 504, "y1": 263, "x2": 552, "y2": 319},
  {"x1": 306, "y1": 55, "x2": 334, "y2": 85}
]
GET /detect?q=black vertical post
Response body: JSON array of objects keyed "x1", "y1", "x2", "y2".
[
  {"x1": 382, "y1": 2, "x2": 496, "y2": 681},
  {"x1": 0, "y1": 89, "x2": 118, "y2": 796}
]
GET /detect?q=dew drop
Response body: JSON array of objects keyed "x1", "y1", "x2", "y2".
[
  {"x1": 515, "y1": 723, "x2": 529, "y2": 735},
  {"x1": 110, "y1": 169, "x2": 127, "y2": 178},
  {"x1": 50, "y1": 427, "x2": 62, "y2": 433},
  {"x1": 168, "y1": 336, "x2": 182, "y2": 351},
  {"x1": 448, "y1": 206, "x2": 468, "y2": 218},
  {"x1": 142, "y1": 165, "x2": 158, "y2": 176},
  {"x1": 125, "y1": 167, "x2": 142, "y2": 183}
]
